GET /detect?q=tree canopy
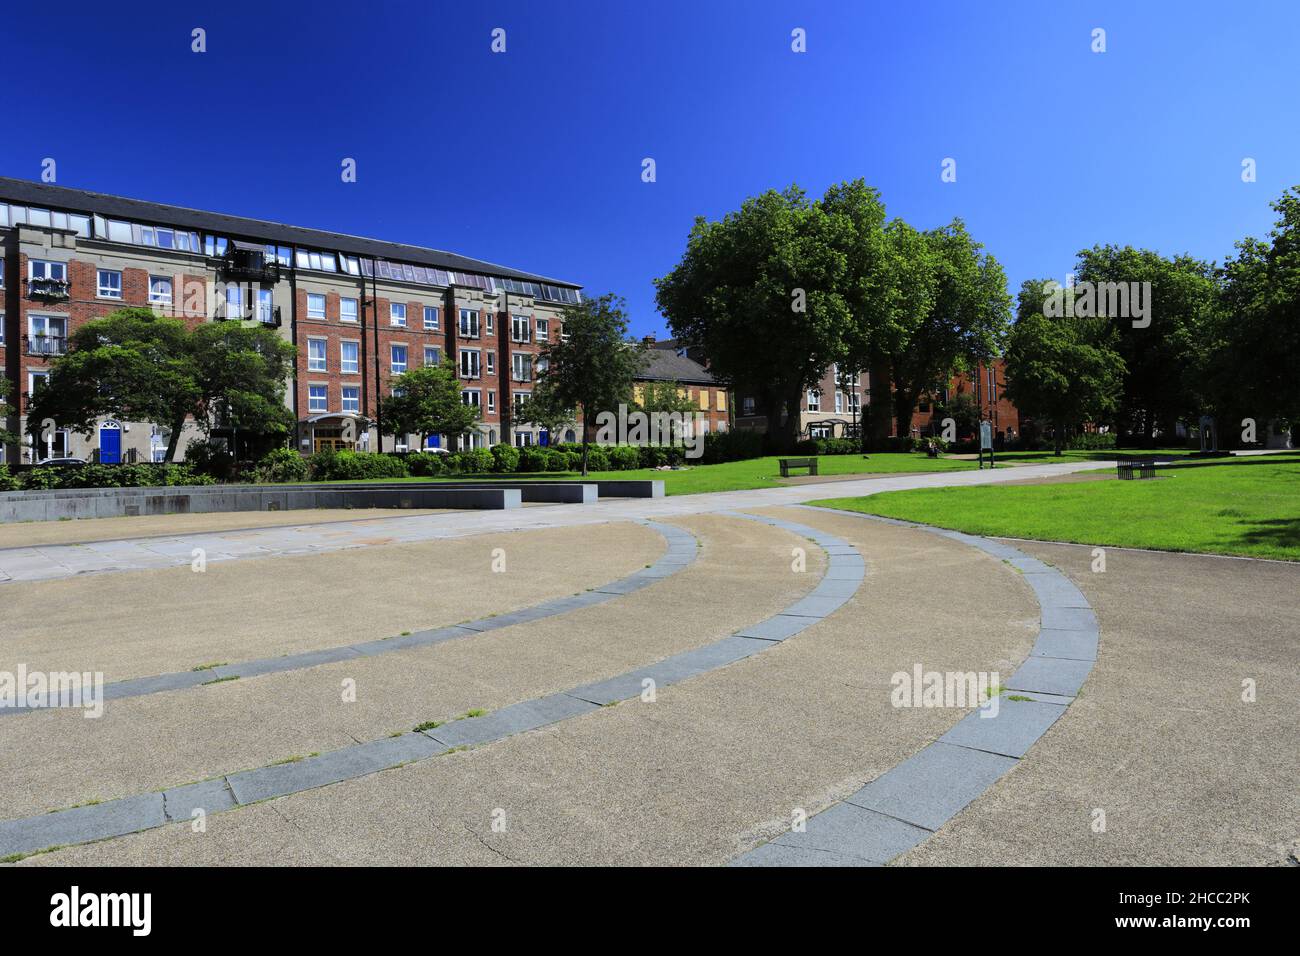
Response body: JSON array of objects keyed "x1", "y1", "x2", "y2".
[
  {"x1": 380, "y1": 360, "x2": 479, "y2": 449},
  {"x1": 27, "y1": 308, "x2": 296, "y2": 461}
]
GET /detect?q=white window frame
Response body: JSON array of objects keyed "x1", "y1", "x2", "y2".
[
  {"x1": 28, "y1": 260, "x2": 67, "y2": 282},
  {"x1": 97, "y1": 269, "x2": 123, "y2": 299},
  {"x1": 512, "y1": 352, "x2": 533, "y2": 382},
  {"x1": 390, "y1": 303, "x2": 407, "y2": 327},
  {"x1": 149, "y1": 275, "x2": 173, "y2": 305},
  {"x1": 307, "y1": 293, "x2": 326, "y2": 320},
  {"x1": 458, "y1": 308, "x2": 480, "y2": 338},
  {"x1": 424, "y1": 346, "x2": 441, "y2": 367},
  {"x1": 423, "y1": 306, "x2": 440, "y2": 330},
  {"x1": 308, "y1": 384, "x2": 328, "y2": 413},
  {"x1": 535, "y1": 318, "x2": 549, "y2": 341},
  {"x1": 511, "y1": 314, "x2": 530, "y2": 342},
  {"x1": 391, "y1": 344, "x2": 408, "y2": 375},
  {"x1": 461, "y1": 389, "x2": 481, "y2": 408},
  {"x1": 341, "y1": 386, "x2": 360, "y2": 414},
  {"x1": 807, "y1": 390, "x2": 820, "y2": 412},
  {"x1": 340, "y1": 297, "x2": 359, "y2": 323},
  {"x1": 28, "y1": 315, "x2": 67, "y2": 355},
  {"x1": 341, "y1": 340, "x2": 360, "y2": 375},
  {"x1": 486, "y1": 352, "x2": 495, "y2": 375},
  {"x1": 307, "y1": 337, "x2": 328, "y2": 372},
  {"x1": 486, "y1": 391, "x2": 495, "y2": 412},
  {"x1": 459, "y1": 348, "x2": 481, "y2": 379}
]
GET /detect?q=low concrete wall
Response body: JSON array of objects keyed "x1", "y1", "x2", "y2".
[{"x1": 0, "y1": 484, "x2": 520, "y2": 523}]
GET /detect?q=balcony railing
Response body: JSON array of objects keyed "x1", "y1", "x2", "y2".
[
  {"x1": 25, "y1": 277, "x2": 71, "y2": 301},
  {"x1": 27, "y1": 334, "x2": 68, "y2": 356},
  {"x1": 214, "y1": 305, "x2": 281, "y2": 326},
  {"x1": 218, "y1": 248, "x2": 281, "y2": 283}
]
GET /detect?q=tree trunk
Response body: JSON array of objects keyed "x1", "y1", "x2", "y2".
[
  {"x1": 164, "y1": 417, "x2": 185, "y2": 463},
  {"x1": 777, "y1": 383, "x2": 803, "y2": 452},
  {"x1": 893, "y1": 380, "x2": 917, "y2": 445},
  {"x1": 580, "y1": 412, "x2": 590, "y2": 477},
  {"x1": 865, "y1": 357, "x2": 893, "y2": 450},
  {"x1": 1054, "y1": 420, "x2": 1064, "y2": 456}
]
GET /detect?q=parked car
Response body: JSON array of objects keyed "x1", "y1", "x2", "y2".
[{"x1": 35, "y1": 456, "x2": 87, "y2": 467}]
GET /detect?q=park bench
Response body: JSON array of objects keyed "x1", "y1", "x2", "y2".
[
  {"x1": 1116, "y1": 457, "x2": 1156, "y2": 480},
  {"x1": 779, "y1": 457, "x2": 819, "y2": 478}
]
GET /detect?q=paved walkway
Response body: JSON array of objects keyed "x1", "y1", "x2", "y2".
[{"x1": 0, "y1": 460, "x2": 1110, "y2": 584}]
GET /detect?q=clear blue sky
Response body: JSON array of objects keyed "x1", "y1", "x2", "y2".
[{"x1": 4, "y1": 0, "x2": 1296, "y2": 337}]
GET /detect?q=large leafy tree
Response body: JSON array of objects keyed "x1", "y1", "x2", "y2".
[
  {"x1": 881, "y1": 220, "x2": 1011, "y2": 442},
  {"x1": 1004, "y1": 280, "x2": 1126, "y2": 455},
  {"x1": 655, "y1": 185, "x2": 853, "y2": 450},
  {"x1": 1072, "y1": 245, "x2": 1218, "y2": 444},
  {"x1": 634, "y1": 380, "x2": 698, "y2": 416},
  {"x1": 525, "y1": 294, "x2": 644, "y2": 475},
  {"x1": 380, "y1": 360, "x2": 479, "y2": 449},
  {"x1": 27, "y1": 309, "x2": 201, "y2": 461},
  {"x1": 1210, "y1": 186, "x2": 1300, "y2": 436},
  {"x1": 191, "y1": 320, "x2": 297, "y2": 447},
  {"x1": 28, "y1": 308, "x2": 296, "y2": 461}
]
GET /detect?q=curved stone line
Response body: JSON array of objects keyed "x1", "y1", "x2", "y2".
[
  {"x1": 0, "y1": 512, "x2": 865, "y2": 860},
  {"x1": 0, "y1": 520, "x2": 700, "y2": 719},
  {"x1": 731, "y1": 506, "x2": 1099, "y2": 868}
]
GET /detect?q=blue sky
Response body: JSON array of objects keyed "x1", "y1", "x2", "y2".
[{"x1": 4, "y1": 0, "x2": 1297, "y2": 337}]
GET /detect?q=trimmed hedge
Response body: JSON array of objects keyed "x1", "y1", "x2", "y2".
[
  {"x1": 10, "y1": 463, "x2": 215, "y2": 492},
  {"x1": 252, "y1": 448, "x2": 310, "y2": 484},
  {"x1": 308, "y1": 450, "x2": 410, "y2": 481}
]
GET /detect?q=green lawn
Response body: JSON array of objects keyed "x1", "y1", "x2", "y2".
[
  {"x1": 812, "y1": 453, "x2": 1300, "y2": 561},
  {"x1": 322, "y1": 452, "x2": 979, "y2": 495}
]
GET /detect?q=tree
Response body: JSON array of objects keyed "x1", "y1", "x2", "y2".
[
  {"x1": 882, "y1": 220, "x2": 1012, "y2": 442},
  {"x1": 0, "y1": 378, "x2": 20, "y2": 450},
  {"x1": 380, "y1": 360, "x2": 479, "y2": 450},
  {"x1": 655, "y1": 185, "x2": 853, "y2": 450},
  {"x1": 27, "y1": 308, "x2": 297, "y2": 462},
  {"x1": 634, "y1": 380, "x2": 698, "y2": 416},
  {"x1": 1004, "y1": 280, "x2": 1126, "y2": 455},
  {"x1": 527, "y1": 294, "x2": 644, "y2": 475},
  {"x1": 191, "y1": 320, "x2": 298, "y2": 454},
  {"x1": 1072, "y1": 245, "x2": 1217, "y2": 445},
  {"x1": 27, "y1": 308, "x2": 200, "y2": 461},
  {"x1": 1210, "y1": 186, "x2": 1300, "y2": 436}
]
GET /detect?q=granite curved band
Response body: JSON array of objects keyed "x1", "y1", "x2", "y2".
[
  {"x1": 0, "y1": 512, "x2": 865, "y2": 860},
  {"x1": 0, "y1": 520, "x2": 700, "y2": 719},
  {"x1": 731, "y1": 505, "x2": 1099, "y2": 867}
]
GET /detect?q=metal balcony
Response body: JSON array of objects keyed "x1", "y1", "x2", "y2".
[
  {"x1": 27, "y1": 334, "x2": 67, "y2": 356},
  {"x1": 25, "y1": 277, "x2": 71, "y2": 301}
]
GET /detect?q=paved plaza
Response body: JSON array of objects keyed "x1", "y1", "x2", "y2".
[{"x1": 1, "y1": 461, "x2": 1295, "y2": 866}]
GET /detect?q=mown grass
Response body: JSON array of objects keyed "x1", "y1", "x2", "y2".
[{"x1": 812, "y1": 453, "x2": 1300, "y2": 561}]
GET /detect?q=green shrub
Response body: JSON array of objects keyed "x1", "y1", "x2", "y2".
[
  {"x1": 604, "y1": 445, "x2": 641, "y2": 471},
  {"x1": 517, "y1": 445, "x2": 549, "y2": 473},
  {"x1": 1066, "y1": 432, "x2": 1117, "y2": 450},
  {"x1": 638, "y1": 445, "x2": 668, "y2": 468},
  {"x1": 309, "y1": 450, "x2": 409, "y2": 481},
  {"x1": 490, "y1": 443, "x2": 520, "y2": 473},
  {"x1": 543, "y1": 449, "x2": 571, "y2": 472},
  {"x1": 701, "y1": 429, "x2": 764, "y2": 464},
  {"x1": 0, "y1": 465, "x2": 19, "y2": 492},
  {"x1": 184, "y1": 439, "x2": 236, "y2": 481},
  {"x1": 406, "y1": 452, "x2": 447, "y2": 477},
  {"x1": 252, "y1": 447, "x2": 309, "y2": 484},
  {"x1": 458, "y1": 447, "x2": 494, "y2": 474},
  {"x1": 17, "y1": 463, "x2": 213, "y2": 491}
]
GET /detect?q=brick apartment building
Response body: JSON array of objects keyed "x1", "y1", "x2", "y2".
[
  {"x1": 635, "y1": 338, "x2": 731, "y2": 433},
  {"x1": 734, "y1": 358, "x2": 1021, "y2": 444},
  {"x1": 0, "y1": 178, "x2": 581, "y2": 464}
]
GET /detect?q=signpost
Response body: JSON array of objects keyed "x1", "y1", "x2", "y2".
[{"x1": 978, "y1": 420, "x2": 995, "y2": 470}]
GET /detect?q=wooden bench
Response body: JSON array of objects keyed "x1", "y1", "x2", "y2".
[
  {"x1": 779, "y1": 457, "x2": 819, "y2": 478},
  {"x1": 1116, "y1": 457, "x2": 1156, "y2": 480}
]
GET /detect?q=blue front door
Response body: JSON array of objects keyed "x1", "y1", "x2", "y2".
[
  {"x1": 99, "y1": 425, "x2": 121, "y2": 464},
  {"x1": 539, "y1": 430, "x2": 549, "y2": 446}
]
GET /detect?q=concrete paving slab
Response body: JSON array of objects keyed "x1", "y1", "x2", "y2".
[
  {"x1": 730, "y1": 841, "x2": 881, "y2": 867},
  {"x1": 1007, "y1": 656, "x2": 1094, "y2": 696},
  {"x1": 0, "y1": 793, "x2": 165, "y2": 858},
  {"x1": 767, "y1": 802, "x2": 932, "y2": 863},
  {"x1": 844, "y1": 742, "x2": 1018, "y2": 831},
  {"x1": 937, "y1": 699, "x2": 1067, "y2": 758},
  {"x1": 1030, "y1": 628, "x2": 1099, "y2": 662}
]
